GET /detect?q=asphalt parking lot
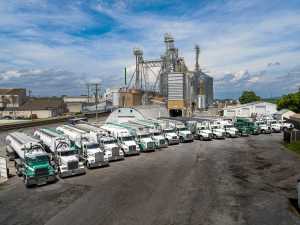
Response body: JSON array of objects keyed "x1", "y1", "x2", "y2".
[{"x1": 0, "y1": 133, "x2": 299, "y2": 225}]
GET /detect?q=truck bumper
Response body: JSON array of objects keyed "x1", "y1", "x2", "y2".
[
  {"x1": 27, "y1": 174, "x2": 57, "y2": 186},
  {"x1": 59, "y1": 167, "x2": 86, "y2": 178},
  {"x1": 157, "y1": 143, "x2": 168, "y2": 148},
  {"x1": 183, "y1": 137, "x2": 194, "y2": 142},
  {"x1": 124, "y1": 150, "x2": 140, "y2": 156},
  {"x1": 168, "y1": 139, "x2": 180, "y2": 145},
  {"x1": 89, "y1": 161, "x2": 109, "y2": 168},
  {"x1": 214, "y1": 135, "x2": 225, "y2": 139},
  {"x1": 109, "y1": 155, "x2": 125, "y2": 161}
]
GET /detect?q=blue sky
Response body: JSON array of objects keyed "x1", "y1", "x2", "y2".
[{"x1": 0, "y1": 0, "x2": 299, "y2": 98}]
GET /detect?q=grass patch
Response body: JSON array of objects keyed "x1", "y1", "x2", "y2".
[{"x1": 284, "y1": 141, "x2": 300, "y2": 154}]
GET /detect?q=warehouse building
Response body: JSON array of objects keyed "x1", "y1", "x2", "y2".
[
  {"x1": 1, "y1": 98, "x2": 66, "y2": 119},
  {"x1": 223, "y1": 101, "x2": 277, "y2": 118},
  {"x1": 0, "y1": 88, "x2": 26, "y2": 108}
]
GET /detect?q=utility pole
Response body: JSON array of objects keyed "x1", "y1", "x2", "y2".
[
  {"x1": 86, "y1": 84, "x2": 90, "y2": 103},
  {"x1": 28, "y1": 89, "x2": 32, "y2": 120},
  {"x1": 90, "y1": 83, "x2": 101, "y2": 122}
]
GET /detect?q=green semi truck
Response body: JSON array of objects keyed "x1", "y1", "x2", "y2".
[
  {"x1": 6, "y1": 132, "x2": 56, "y2": 187},
  {"x1": 234, "y1": 118, "x2": 260, "y2": 136}
]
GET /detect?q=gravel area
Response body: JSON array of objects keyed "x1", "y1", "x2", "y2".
[{"x1": 0, "y1": 133, "x2": 299, "y2": 225}]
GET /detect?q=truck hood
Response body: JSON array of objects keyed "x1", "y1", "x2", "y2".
[
  {"x1": 179, "y1": 130, "x2": 192, "y2": 135},
  {"x1": 201, "y1": 130, "x2": 212, "y2": 134},
  {"x1": 123, "y1": 140, "x2": 137, "y2": 146},
  {"x1": 61, "y1": 155, "x2": 78, "y2": 164},
  {"x1": 140, "y1": 137, "x2": 154, "y2": 143},
  {"x1": 87, "y1": 148, "x2": 102, "y2": 154},
  {"x1": 165, "y1": 133, "x2": 177, "y2": 138},
  {"x1": 153, "y1": 135, "x2": 165, "y2": 140},
  {"x1": 104, "y1": 143, "x2": 119, "y2": 150}
]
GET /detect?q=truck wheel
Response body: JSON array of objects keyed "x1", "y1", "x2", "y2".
[
  {"x1": 24, "y1": 176, "x2": 32, "y2": 188},
  {"x1": 87, "y1": 162, "x2": 91, "y2": 169},
  {"x1": 180, "y1": 137, "x2": 184, "y2": 143},
  {"x1": 262, "y1": 130, "x2": 265, "y2": 134},
  {"x1": 199, "y1": 136, "x2": 204, "y2": 141}
]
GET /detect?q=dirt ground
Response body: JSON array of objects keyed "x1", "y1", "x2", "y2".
[{"x1": 0, "y1": 133, "x2": 299, "y2": 225}]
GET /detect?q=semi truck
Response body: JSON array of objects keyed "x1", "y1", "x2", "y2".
[
  {"x1": 254, "y1": 121, "x2": 271, "y2": 134},
  {"x1": 108, "y1": 122, "x2": 156, "y2": 152},
  {"x1": 208, "y1": 123, "x2": 226, "y2": 139},
  {"x1": 56, "y1": 125, "x2": 109, "y2": 168},
  {"x1": 101, "y1": 124, "x2": 140, "y2": 156},
  {"x1": 217, "y1": 120, "x2": 240, "y2": 137},
  {"x1": 6, "y1": 132, "x2": 56, "y2": 187},
  {"x1": 234, "y1": 118, "x2": 260, "y2": 135},
  {"x1": 159, "y1": 119, "x2": 193, "y2": 143},
  {"x1": 128, "y1": 120, "x2": 168, "y2": 148},
  {"x1": 34, "y1": 128, "x2": 86, "y2": 177},
  {"x1": 75, "y1": 123, "x2": 124, "y2": 161}
]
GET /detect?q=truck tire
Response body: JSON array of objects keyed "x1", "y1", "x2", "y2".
[
  {"x1": 180, "y1": 137, "x2": 184, "y2": 143},
  {"x1": 23, "y1": 176, "x2": 32, "y2": 188},
  {"x1": 199, "y1": 136, "x2": 204, "y2": 141},
  {"x1": 87, "y1": 162, "x2": 91, "y2": 169}
]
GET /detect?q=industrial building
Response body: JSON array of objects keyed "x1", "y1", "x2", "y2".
[
  {"x1": 223, "y1": 101, "x2": 278, "y2": 118},
  {"x1": 124, "y1": 34, "x2": 214, "y2": 117}
]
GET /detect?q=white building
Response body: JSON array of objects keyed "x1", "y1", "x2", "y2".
[{"x1": 223, "y1": 101, "x2": 278, "y2": 118}]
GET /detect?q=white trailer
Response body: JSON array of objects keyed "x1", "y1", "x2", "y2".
[
  {"x1": 56, "y1": 125, "x2": 109, "y2": 168},
  {"x1": 101, "y1": 124, "x2": 140, "y2": 156},
  {"x1": 34, "y1": 128, "x2": 86, "y2": 177},
  {"x1": 75, "y1": 123, "x2": 124, "y2": 161},
  {"x1": 5, "y1": 132, "x2": 56, "y2": 187}
]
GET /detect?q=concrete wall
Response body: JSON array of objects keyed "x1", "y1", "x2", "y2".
[{"x1": 66, "y1": 102, "x2": 83, "y2": 113}]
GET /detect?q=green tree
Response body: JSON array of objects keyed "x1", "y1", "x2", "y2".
[
  {"x1": 277, "y1": 91, "x2": 300, "y2": 113},
  {"x1": 239, "y1": 91, "x2": 261, "y2": 104}
]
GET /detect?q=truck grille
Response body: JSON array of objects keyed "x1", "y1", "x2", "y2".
[
  {"x1": 172, "y1": 136, "x2": 177, "y2": 140},
  {"x1": 159, "y1": 139, "x2": 165, "y2": 145},
  {"x1": 129, "y1": 145, "x2": 136, "y2": 152},
  {"x1": 95, "y1": 152, "x2": 104, "y2": 162},
  {"x1": 147, "y1": 142, "x2": 155, "y2": 149},
  {"x1": 68, "y1": 161, "x2": 78, "y2": 170},
  {"x1": 112, "y1": 147, "x2": 119, "y2": 156},
  {"x1": 187, "y1": 134, "x2": 192, "y2": 139},
  {"x1": 35, "y1": 168, "x2": 48, "y2": 176}
]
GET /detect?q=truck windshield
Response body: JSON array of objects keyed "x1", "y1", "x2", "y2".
[
  {"x1": 153, "y1": 132, "x2": 161, "y2": 136},
  {"x1": 178, "y1": 127, "x2": 188, "y2": 131},
  {"x1": 86, "y1": 143, "x2": 99, "y2": 149},
  {"x1": 26, "y1": 155, "x2": 49, "y2": 165},
  {"x1": 60, "y1": 150, "x2": 76, "y2": 156},
  {"x1": 164, "y1": 130, "x2": 175, "y2": 133},
  {"x1": 122, "y1": 136, "x2": 134, "y2": 141},
  {"x1": 103, "y1": 139, "x2": 117, "y2": 144},
  {"x1": 139, "y1": 134, "x2": 151, "y2": 138},
  {"x1": 225, "y1": 125, "x2": 234, "y2": 128}
]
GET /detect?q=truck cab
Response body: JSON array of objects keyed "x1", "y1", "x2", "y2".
[
  {"x1": 80, "y1": 139, "x2": 109, "y2": 168},
  {"x1": 278, "y1": 120, "x2": 294, "y2": 131},
  {"x1": 117, "y1": 134, "x2": 140, "y2": 155},
  {"x1": 175, "y1": 125, "x2": 194, "y2": 143},
  {"x1": 163, "y1": 128, "x2": 180, "y2": 145},
  {"x1": 136, "y1": 132, "x2": 156, "y2": 152},
  {"x1": 255, "y1": 121, "x2": 271, "y2": 134},
  {"x1": 99, "y1": 136, "x2": 124, "y2": 161},
  {"x1": 6, "y1": 132, "x2": 56, "y2": 187},
  {"x1": 222, "y1": 124, "x2": 240, "y2": 137},
  {"x1": 196, "y1": 124, "x2": 213, "y2": 140},
  {"x1": 267, "y1": 120, "x2": 282, "y2": 133},
  {"x1": 209, "y1": 124, "x2": 226, "y2": 139},
  {"x1": 151, "y1": 130, "x2": 168, "y2": 148},
  {"x1": 56, "y1": 148, "x2": 86, "y2": 176}
]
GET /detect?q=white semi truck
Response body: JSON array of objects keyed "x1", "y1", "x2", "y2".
[
  {"x1": 75, "y1": 123, "x2": 124, "y2": 161},
  {"x1": 255, "y1": 121, "x2": 271, "y2": 134},
  {"x1": 6, "y1": 132, "x2": 56, "y2": 187},
  {"x1": 209, "y1": 123, "x2": 226, "y2": 139},
  {"x1": 101, "y1": 124, "x2": 140, "y2": 156},
  {"x1": 107, "y1": 122, "x2": 156, "y2": 152},
  {"x1": 56, "y1": 125, "x2": 109, "y2": 168},
  {"x1": 134, "y1": 119, "x2": 168, "y2": 148},
  {"x1": 159, "y1": 119, "x2": 193, "y2": 143},
  {"x1": 267, "y1": 119, "x2": 282, "y2": 133},
  {"x1": 34, "y1": 128, "x2": 86, "y2": 177},
  {"x1": 217, "y1": 120, "x2": 240, "y2": 137}
]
